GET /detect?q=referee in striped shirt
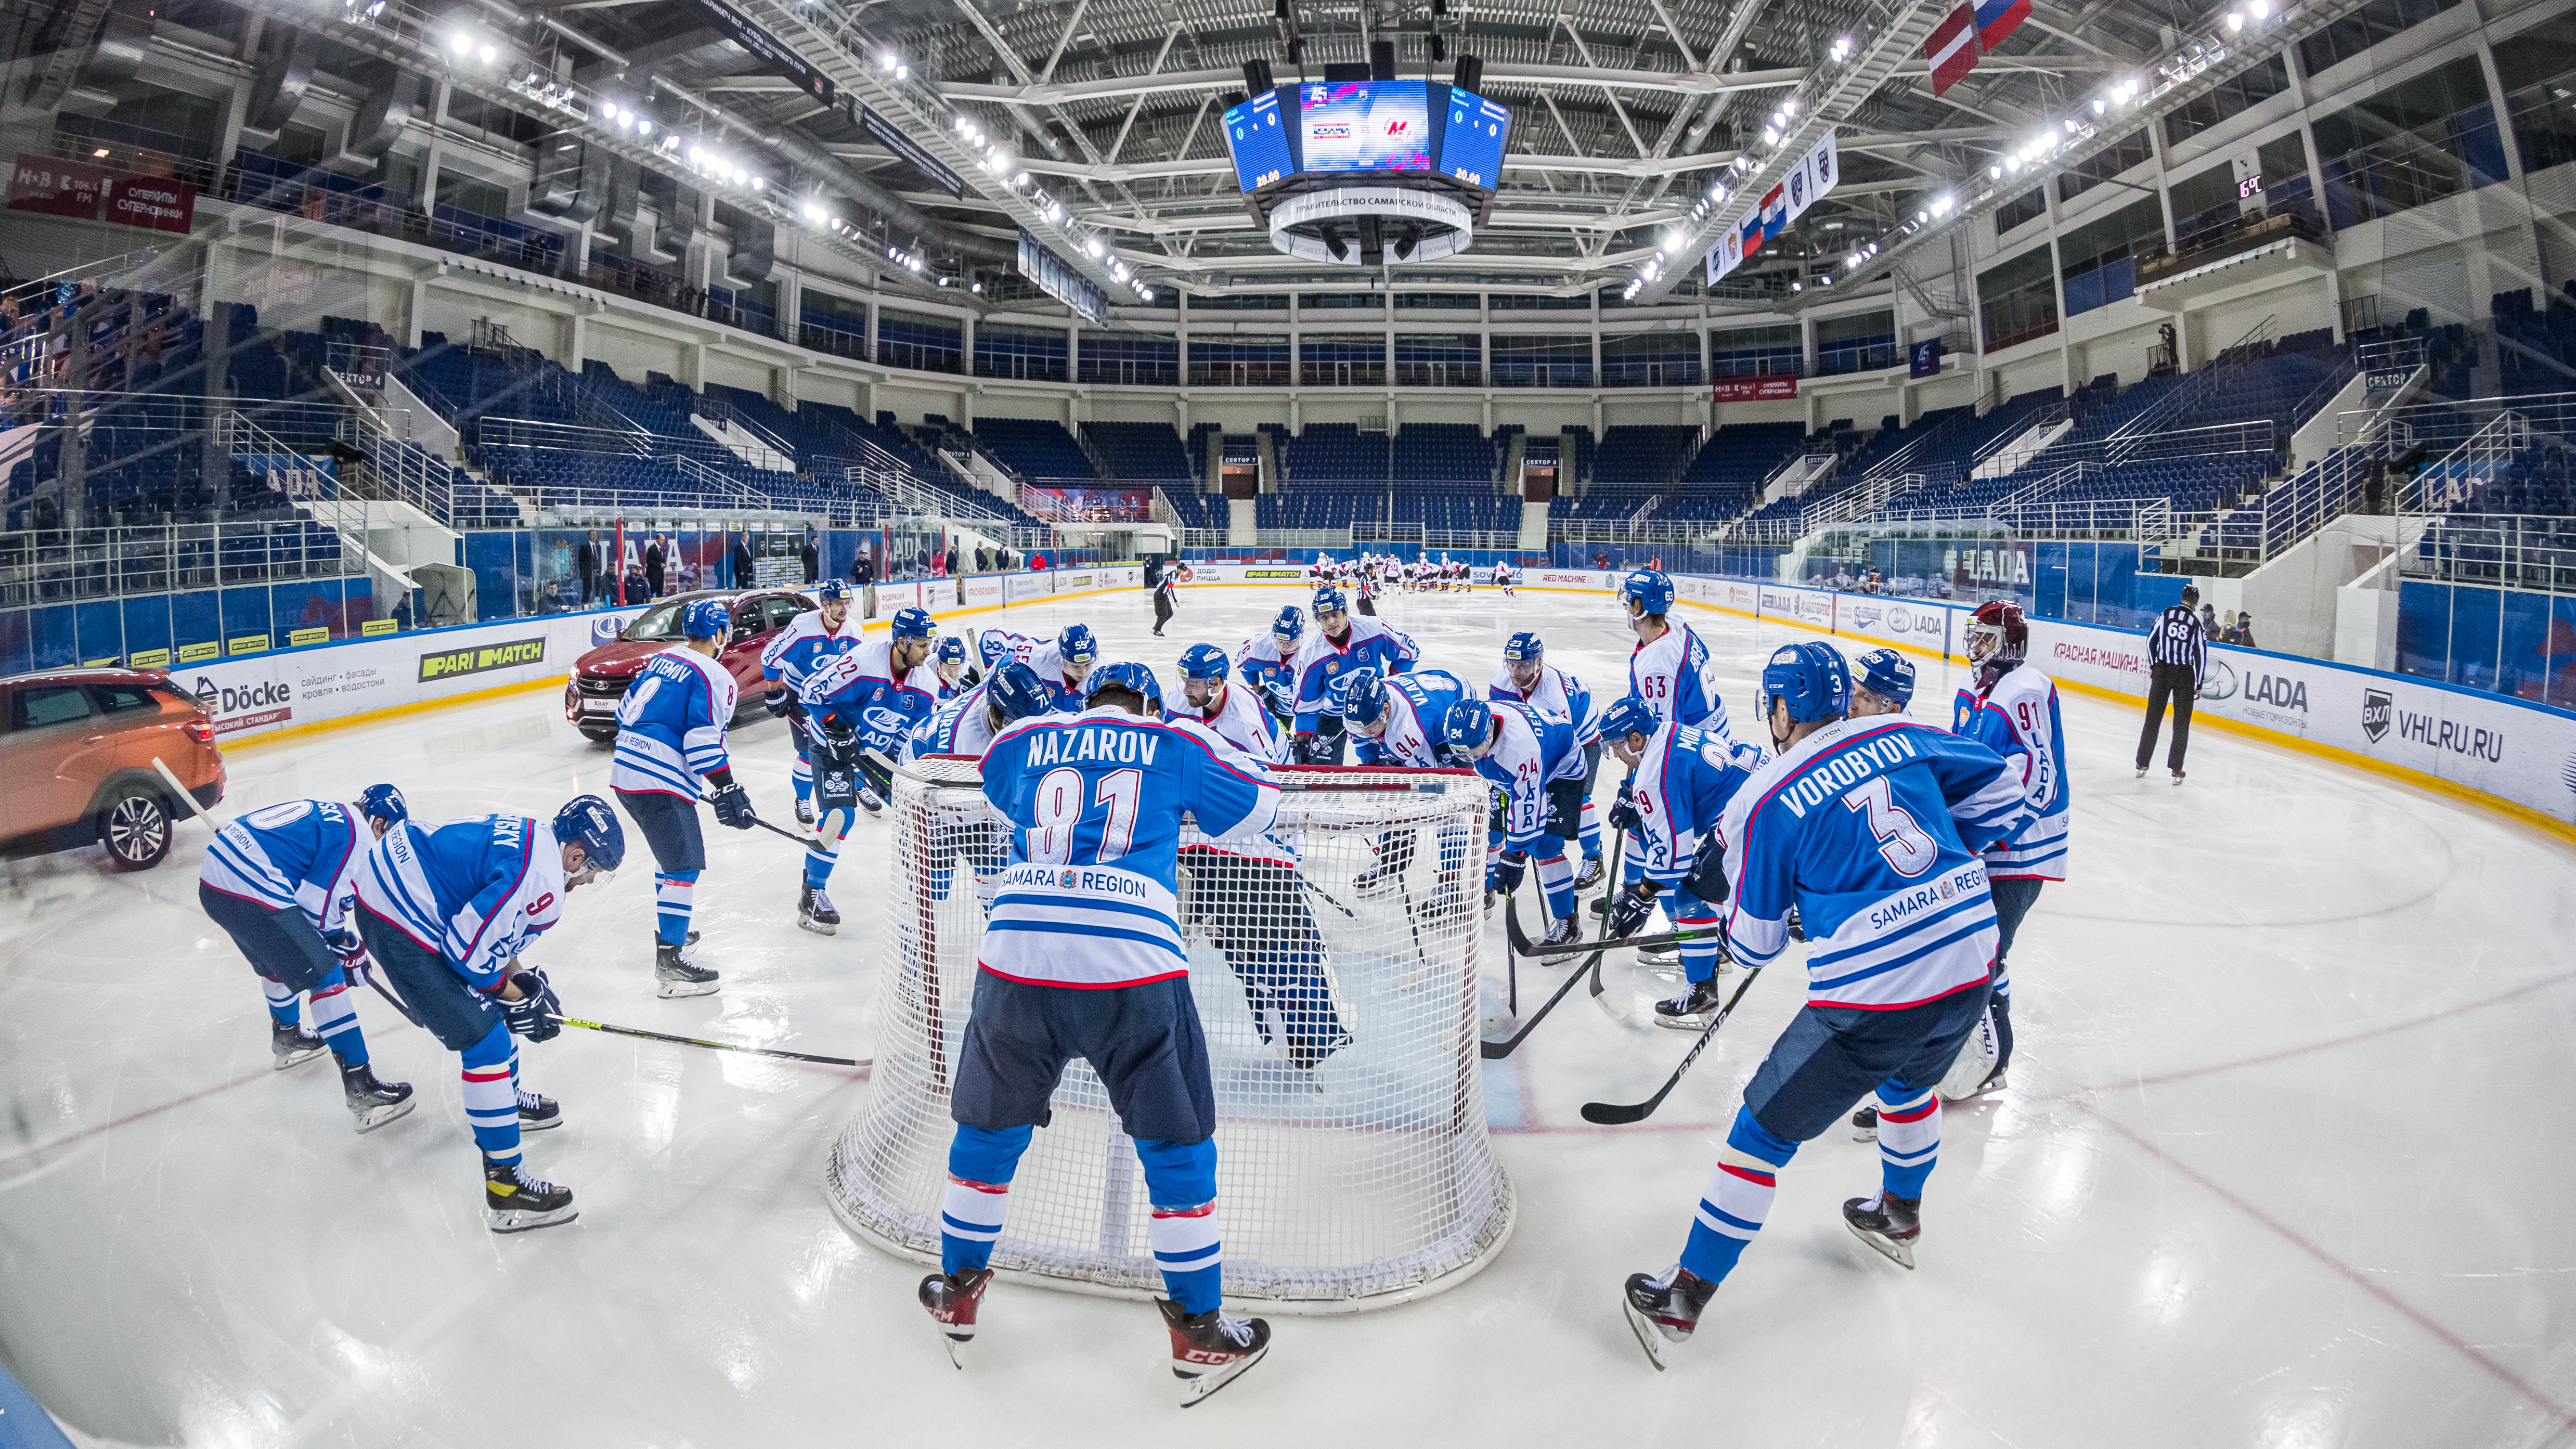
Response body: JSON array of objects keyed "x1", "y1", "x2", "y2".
[{"x1": 2137, "y1": 585, "x2": 2207, "y2": 783}]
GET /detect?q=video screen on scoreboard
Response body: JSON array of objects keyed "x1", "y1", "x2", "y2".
[
  {"x1": 1438, "y1": 88, "x2": 1511, "y2": 190},
  {"x1": 1299, "y1": 80, "x2": 1433, "y2": 174},
  {"x1": 1222, "y1": 87, "x2": 1293, "y2": 192}
]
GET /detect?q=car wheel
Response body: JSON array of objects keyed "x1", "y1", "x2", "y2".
[{"x1": 99, "y1": 784, "x2": 174, "y2": 871}]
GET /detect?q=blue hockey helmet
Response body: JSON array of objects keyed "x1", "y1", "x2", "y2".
[
  {"x1": 1332, "y1": 667, "x2": 1386, "y2": 726},
  {"x1": 1057, "y1": 623, "x2": 1099, "y2": 666},
  {"x1": 891, "y1": 606, "x2": 935, "y2": 640},
  {"x1": 1761, "y1": 642, "x2": 1850, "y2": 725},
  {"x1": 682, "y1": 598, "x2": 731, "y2": 640},
  {"x1": 1621, "y1": 568, "x2": 1676, "y2": 616},
  {"x1": 1502, "y1": 630, "x2": 1545, "y2": 662},
  {"x1": 1086, "y1": 660, "x2": 1161, "y2": 714},
  {"x1": 357, "y1": 782, "x2": 408, "y2": 825},
  {"x1": 1313, "y1": 585, "x2": 1349, "y2": 617},
  {"x1": 1853, "y1": 647, "x2": 1917, "y2": 708},
  {"x1": 988, "y1": 661, "x2": 1056, "y2": 722},
  {"x1": 552, "y1": 793, "x2": 626, "y2": 872},
  {"x1": 1440, "y1": 697, "x2": 1496, "y2": 760},
  {"x1": 1271, "y1": 605, "x2": 1304, "y2": 645},
  {"x1": 1176, "y1": 642, "x2": 1231, "y2": 681},
  {"x1": 1596, "y1": 695, "x2": 1658, "y2": 746},
  {"x1": 934, "y1": 635, "x2": 967, "y2": 667},
  {"x1": 817, "y1": 578, "x2": 851, "y2": 603}
]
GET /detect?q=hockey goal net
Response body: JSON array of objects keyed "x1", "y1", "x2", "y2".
[{"x1": 826, "y1": 756, "x2": 1514, "y2": 1312}]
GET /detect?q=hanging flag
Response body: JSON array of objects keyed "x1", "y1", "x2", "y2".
[
  {"x1": 1925, "y1": 4, "x2": 1980, "y2": 97},
  {"x1": 1759, "y1": 184, "x2": 1788, "y2": 242},
  {"x1": 1783, "y1": 130, "x2": 1839, "y2": 226},
  {"x1": 1739, "y1": 213, "x2": 1763, "y2": 260},
  {"x1": 1975, "y1": 0, "x2": 2030, "y2": 49}
]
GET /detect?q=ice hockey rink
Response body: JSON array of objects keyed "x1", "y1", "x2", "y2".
[{"x1": 4, "y1": 580, "x2": 2572, "y2": 1448}]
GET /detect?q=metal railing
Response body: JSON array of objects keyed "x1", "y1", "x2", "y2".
[
  {"x1": 0, "y1": 520, "x2": 359, "y2": 610},
  {"x1": 2402, "y1": 513, "x2": 2576, "y2": 596}
]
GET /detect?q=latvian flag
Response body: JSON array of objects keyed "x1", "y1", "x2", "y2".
[
  {"x1": 1925, "y1": 5, "x2": 1980, "y2": 96},
  {"x1": 1976, "y1": 0, "x2": 2031, "y2": 48}
]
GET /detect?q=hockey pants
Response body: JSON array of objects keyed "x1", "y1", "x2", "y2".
[{"x1": 200, "y1": 885, "x2": 370, "y2": 1066}]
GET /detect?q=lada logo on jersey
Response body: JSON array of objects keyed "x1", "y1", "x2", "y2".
[
  {"x1": 2361, "y1": 689, "x2": 2392, "y2": 743},
  {"x1": 862, "y1": 706, "x2": 912, "y2": 734}
]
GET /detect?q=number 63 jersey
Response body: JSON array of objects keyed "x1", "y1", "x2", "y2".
[
  {"x1": 1719, "y1": 718, "x2": 2037, "y2": 1011},
  {"x1": 977, "y1": 705, "x2": 1283, "y2": 989}
]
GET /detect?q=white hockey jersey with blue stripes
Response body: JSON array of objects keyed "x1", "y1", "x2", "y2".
[
  {"x1": 1352, "y1": 668, "x2": 1470, "y2": 769},
  {"x1": 611, "y1": 646, "x2": 737, "y2": 797},
  {"x1": 1719, "y1": 718, "x2": 2035, "y2": 1011},
  {"x1": 1628, "y1": 620, "x2": 1732, "y2": 743},
  {"x1": 198, "y1": 798, "x2": 365, "y2": 936},
  {"x1": 1950, "y1": 662, "x2": 2068, "y2": 882},
  {"x1": 1490, "y1": 661, "x2": 1601, "y2": 747}
]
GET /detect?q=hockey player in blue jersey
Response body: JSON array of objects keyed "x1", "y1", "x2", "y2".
[
  {"x1": 354, "y1": 796, "x2": 625, "y2": 1233},
  {"x1": 1335, "y1": 665, "x2": 1469, "y2": 769},
  {"x1": 1850, "y1": 646, "x2": 1917, "y2": 719},
  {"x1": 1442, "y1": 696, "x2": 1588, "y2": 961},
  {"x1": 911, "y1": 659, "x2": 1055, "y2": 763},
  {"x1": 761, "y1": 579, "x2": 862, "y2": 825},
  {"x1": 794, "y1": 606, "x2": 939, "y2": 933},
  {"x1": 1619, "y1": 643, "x2": 2039, "y2": 1366},
  {"x1": 613, "y1": 597, "x2": 758, "y2": 999},
  {"x1": 1290, "y1": 586, "x2": 1418, "y2": 764},
  {"x1": 1595, "y1": 696, "x2": 1766, "y2": 1025},
  {"x1": 1949, "y1": 601, "x2": 2063, "y2": 1091},
  {"x1": 1618, "y1": 570, "x2": 1733, "y2": 965},
  {"x1": 1230, "y1": 605, "x2": 1304, "y2": 727},
  {"x1": 1491, "y1": 631, "x2": 1607, "y2": 887},
  {"x1": 920, "y1": 662, "x2": 1281, "y2": 1403},
  {"x1": 198, "y1": 782, "x2": 416, "y2": 1132}
]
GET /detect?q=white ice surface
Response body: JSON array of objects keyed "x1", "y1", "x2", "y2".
[{"x1": 4, "y1": 583, "x2": 2573, "y2": 1448}]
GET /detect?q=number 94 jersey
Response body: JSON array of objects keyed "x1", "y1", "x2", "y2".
[
  {"x1": 977, "y1": 705, "x2": 1283, "y2": 988},
  {"x1": 1951, "y1": 663, "x2": 2068, "y2": 882}
]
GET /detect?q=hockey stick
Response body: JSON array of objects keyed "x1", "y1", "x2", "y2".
[
  {"x1": 1480, "y1": 896, "x2": 1615, "y2": 1059},
  {"x1": 1578, "y1": 966, "x2": 1767, "y2": 1124},
  {"x1": 548, "y1": 1014, "x2": 870, "y2": 1069},
  {"x1": 701, "y1": 795, "x2": 811, "y2": 847}
]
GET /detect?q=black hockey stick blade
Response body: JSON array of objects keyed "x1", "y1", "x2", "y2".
[
  {"x1": 1578, "y1": 966, "x2": 1766, "y2": 1124},
  {"x1": 1483, "y1": 894, "x2": 1610, "y2": 1058},
  {"x1": 702, "y1": 797, "x2": 810, "y2": 847},
  {"x1": 551, "y1": 1015, "x2": 870, "y2": 1068}
]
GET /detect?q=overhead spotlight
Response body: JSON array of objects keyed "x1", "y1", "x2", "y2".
[
  {"x1": 448, "y1": 30, "x2": 470, "y2": 53},
  {"x1": 1084, "y1": 236, "x2": 1105, "y2": 257},
  {"x1": 879, "y1": 50, "x2": 899, "y2": 70},
  {"x1": 1830, "y1": 34, "x2": 1853, "y2": 60},
  {"x1": 802, "y1": 202, "x2": 823, "y2": 222},
  {"x1": 1783, "y1": 97, "x2": 1798, "y2": 116},
  {"x1": 2250, "y1": 0, "x2": 2269, "y2": 15},
  {"x1": 2093, "y1": 97, "x2": 2107, "y2": 114},
  {"x1": 1989, "y1": 163, "x2": 2003, "y2": 177},
  {"x1": 477, "y1": 43, "x2": 496, "y2": 62},
  {"x1": 939, "y1": 276, "x2": 951, "y2": 286},
  {"x1": 1319, "y1": 221, "x2": 1349, "y2": 261},
  {"x1": 971, "y1": 281, "x2": 984, "y2": 293},
  {"x1": 1763, "y1": 126, "x2": 1780, "y2": 144},
  {"x1": 1142, "y1": 288, "x2": 1155, "y2": 301},
  {"x1": 2225, "y1": 10, "x2": 2243, "y2": 29},
  {"x1": 1791, "y1": 281, "x2": 1802, "y2": 291},
  {"x1": 2005, "y1": 156, "x2": 2021, "y2": 171},
  {"x1": 1916, "y1": 209, "x2": 1928, "y2": 223}
]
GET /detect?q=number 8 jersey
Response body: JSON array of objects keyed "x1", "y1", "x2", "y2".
[{"x1": 978, "y1": 704, "x2": 1283, "y2": 988}]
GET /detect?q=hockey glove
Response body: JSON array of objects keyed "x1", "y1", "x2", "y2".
[
  {"x1": 708, "y1": 781, "x2": 757, "y2": 831},
  {"x1": 762, "y1": 687, "x2": 794, "y2": 718},
  {"x1": 1492, "y1": 851, "x2": 1526, "y2": 896},
  {"x1": 321, "y1": 927, "x2": 370, "y2": 973},
  {"x1": 501, "y1": 968, "x2": 562, "y2": 1042},
  {"x1": 1607, "y1": 879, "x2": 1661, "y2": 940},
  {"x1": 1607, "y1": 780, "x2": 1639, "y2": 834},
  {"x1": 1682, "y1": 834, "x2": 1730, "y2": 904}
]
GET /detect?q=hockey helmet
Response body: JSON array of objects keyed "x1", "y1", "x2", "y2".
[
  {"x1": 682, "y1": 598, "x2": 732, "y2": 640},
  {"x1": 817, "y1": 579, "x2": 851, "y2": 603},
  {"x1": 1965, "y1": 600, "x2": 2027, "y2": 664},
  {"x1": 1271, "y1": 605, "x2": 1304, "y2": 646},
  {"x1": 890, "y1": 606, "x2": 936, "y2": 640},
  {"x1": 1440, "y1": 697, "x2": 1497, "y2": 762},
  {"x1": 1332, "y1": 667, "x2": 1386, "y2": 727},
  {"x1": 552, "y1": 793, "x2": 626, "y2": 872},
  {"x1": 1176, "y1": 642, "x2": 1231, "y2": 681},
  {"x1": 1760, "y1": 642, "x2": 1851, "y2": 726},
  {"x1": 1596, "y1": 695, "x2": 1658, "y2": 746},
  {"x1": 988, "y1": 662, "x2": 1057, "y2": 723},
  {"x1": 1312, "y1": 585, "x2": 1349, "y2": 618},
  {"x1": 1853, "y1": 647, "x2": 1917, "y2": 708},
  {"x1": 935, "y1": 635, "x2": 968, "y2": 667},
  {"x1": 1621, "y1": 568, "x2": 1676, "y2": 616},
  {"x1": 1057, "y1": 624, "x2": 1099, "y2": 666},
  {"x1": 357, "y1": 782, "x2": 409, "y2": 825},
  {"x1": 1085, "y1": 661, "x2": 1161, "y2": 715},
  {"x1": 1502, "y1": 631, "x2": 1545, "y2": 662}
]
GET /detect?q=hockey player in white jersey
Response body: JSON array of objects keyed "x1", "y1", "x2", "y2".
[
  {"x1": 1491, "y1": 630, "x2": 1606, "y2": 887},
  {"x1": 1175, "y1": 643, "x2": 1287, "y2": 764},
  {"x1": 760, "y1": 579, "x2": 862, "y2": 825},
  {"x1": 977, "y1": 624, "x2": 1097, "y2": 712},
  {"x1": 612, "y1": 597, "x2": 757, "y2": 999},
  {"x1": 910, "y1": 660, "x2": 1056, "y2": 763},
  {"x1": 198, "y1": 782, "x2": 416, "y2": 1131},
  {"x1": 1619, "y1": 643, "x2": 2037, "y2": 1365},
  {"x1": 1617, "y1": 569, "x2": 1733, "y2": 959},
  {"x1": 794, "y1": 607, "x2": 940, "y2": 933},
  {"x1": 1335, "y1": 665, "x2": 1470, "y2": 770},
  {"x1": 1947, "y1": 602, "x2": 2063, "y2": 1090},
  {"x1": 1442, "y1": 696, "x2": 1587, "y2": 960},
  {"x1": 1232, "y1": 605, "x2": 1305, "y2": 727},
  {"x1": 920, "y1": 662, "x2": 1280, "y2": 1402}
]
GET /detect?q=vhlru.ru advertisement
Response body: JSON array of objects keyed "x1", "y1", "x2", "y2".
[{"x1": 2026, "y1": 616, "x2": 2576, "y2": 824}]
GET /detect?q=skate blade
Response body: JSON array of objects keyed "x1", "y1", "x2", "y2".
[
  {"x1": 1175, "y1": 1342, "x2": 1268, "y2": 1407},
  {"x1": 351, "y1": 1097, "x2": 416, "y2": 1134},
  {"x1": 274, "y1": 1045, "x2": 329, "y2": 1071},
  {"x1": 1852, "y1": 1124, "x2": 1880, "y2": 1143},
  {"x1": 798, "y1": 916, "x2": 840, "y2": 936},
  {"x1": 1845, "y1": 1220, "x2": 1917, "y2": 1270},
  {"x1": 656, "y1": 977, "x2": 722, "y2": 999},
  {"x1": 933, "y1": 1325, "x2": 973, "y2": 1369},
  {"x1": 1620, "y1": 1298, "x2": 1673, "y2": 1372},
  {"x1": 1653, "y1": 1012, "x2": 1715, "y2": 1031},
  {"x1": 487, "y1": 1205, "x2": 579, "y2": 1234},
  {"x1": 518, "y1": 1110, "x2": 563, "y2": 1132}
]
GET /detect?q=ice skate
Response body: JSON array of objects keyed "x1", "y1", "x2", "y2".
[
  {"x1": 2133, "y1": 766, "x2": 2147, "y2": 779},
  {"x1": 799, "y1": 883, "x2": 841, "y2": 936},
  {"x1": 919, "y1": 1267, "x2": 993, "y2": 1367},
  {"x1": 1654, "y1": 975, "x2": 1725, "y2": 1028},
  {"x1": 1636, "y1": 941, "x2": 1683, "y2": 972},
  {"x1": 340, "y1": 1061, "x2": 415, "y2": 1134},
  {"x1": 1571, "y1": 856, "x2": 1604, "y2": 891},
  {"x1": 795, "y1": 797, "x2": 816, "y2": 826},
  {"x1": 655, "y1": 937, "x2": 721, "y2": 998},
  {"x1": 1851, "y1": 1104, "x2": 1880, "y2": 1142},
  {"x1": 1621, "y1": 1265, "x2": 1715, "y2": 1370},
  {"x1": 485, "y1": 1160, "x2": 577, "y2": 1233},
  {"x1": 1966, "y1": 1066, "x2": 2008, "y2": 1098},
  {"x1": 516, "y1": 1087, "x2": 562, "y2": 1131},
  {"x1": 271, "y1": 1019, "x2": 328, "y2": 1070},
  {"x1": 2171, "y1": 769, "x2": 2186, "y2": 785},
  {"x1": 1159, "y1": 1298, "x2": 1271, "y2": 1406},
  {"x1": 1537, "y1": 913, "x2": 1587, "y2": 966},
  {"x1": 1843, "y1": 1192, "x2": 1921, "y2": 1268},
  {"x1": 857, "y1": 785, "x2": 885, "y2": 816}
]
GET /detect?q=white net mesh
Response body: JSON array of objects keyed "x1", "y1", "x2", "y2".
[{"x1": 826, "y1": 757, "x2": 1514, "y2": 1312}]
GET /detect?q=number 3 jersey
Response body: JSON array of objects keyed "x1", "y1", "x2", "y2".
[
  {"x1": 978, "y1": 706, "x2": 1283, "y2": 988},
  {"x1": 1719, "y1": 718, "x2": 2037, "y2": 1010},
  {"x1": 1951, "y1": 662, "x2": 2069, "y2": 882}
]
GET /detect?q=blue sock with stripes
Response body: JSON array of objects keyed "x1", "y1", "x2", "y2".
[
  {"x1": 1138, "y1": 1137, "x2": 1223, "y2": 1313},
  {"x1": 1678, "y1": 1106, "x2": 1800, "y2": 1286},
  {"x1": 654, "y1": 870, "x2": 699, "y2": 947},
  {"x1": 941, "y1": 1124, "x2": 1034, "y2": 1274}
]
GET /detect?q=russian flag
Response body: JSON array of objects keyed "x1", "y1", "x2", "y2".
[
  {"x1": 1924, "y1": 3, "x2": 1979, "y2": 97},
  {"x1": 1976, "y1": 0, "x2": 2030, "y2": 48}
]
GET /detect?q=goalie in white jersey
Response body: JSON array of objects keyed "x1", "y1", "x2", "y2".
[{"x1": 1947, "y1": 603, "x2": 2064, "y2": 1089}]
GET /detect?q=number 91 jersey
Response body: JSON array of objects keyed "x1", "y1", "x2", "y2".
[
  {"x1": 1950, "y1": 664, "x2": 2068, "y2": 882},
  {"x1": 977, "y1": 705, "x2": 1283, "y2": 988}
]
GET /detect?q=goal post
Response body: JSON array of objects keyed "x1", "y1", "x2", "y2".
[{"x1": 826, "y1": 756, "x2": 1516, "y2": 1313}]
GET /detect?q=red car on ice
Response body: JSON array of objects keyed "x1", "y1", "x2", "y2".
[{"x1": 563, "y1": 588, "x2": 815, "y2": 744}]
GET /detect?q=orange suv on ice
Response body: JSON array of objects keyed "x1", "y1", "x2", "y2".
[{"x1": 0, "y1": 668, "x2": 226, "y2": 871}]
